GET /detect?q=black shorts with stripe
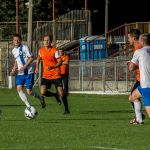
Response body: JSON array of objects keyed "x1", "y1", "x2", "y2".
[
  {"x1": 41, "y1": 78, "x2": 62, "y2": 89},
  {"x1": 131, "y1": 80, "x2": 140, "y2": 93}
]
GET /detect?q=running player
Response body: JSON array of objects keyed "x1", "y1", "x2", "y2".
[
  {"x1": 35, "y1": 35, "x2": 70, "y2": 114},
  {"x1": 11, "y1": 34, "x2": 46, "y2": 109},
  {"x1": 58, "y1": 49, "x2": 70, "y2": 96},
  {"x1": 129, "y1": 33, "x2": 150, "y2": 122},
  {"x1": 127, "y1": 29, "x2": 145, "y2": 124}
]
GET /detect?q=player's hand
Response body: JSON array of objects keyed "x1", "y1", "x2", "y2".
[
  {"x1": 48, "y1": 66, "x2": 54, "y2": 70},
  {"x1": 19, "y1": 66, "x2": 26, "y2": 73},
  {"x1": 127, "y1": 61, "x2": 131, "y2": 65},
  {"x1": 10, "y1": 68, "x2": 17, "y2": 76},
  {"x1": 10, "y1": 71, "x2": 15, "y2": 76},
  {"x1": 35, "y1": 68, "x2": 39, "y2": 74}
]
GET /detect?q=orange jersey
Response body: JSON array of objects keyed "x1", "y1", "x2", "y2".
[
  {"x1": 134, "y1": 43, "x2": 142, "y2": 81},
  {"x1": 38, "y1": 47, "x2": 61, "y2": 79},
  {"x1": 60, "y1": 54, "x2": 69, "y2": 75}
]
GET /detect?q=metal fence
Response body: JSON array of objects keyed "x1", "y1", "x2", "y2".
[
  {"x1": 69, "y1": 57, "x2": 136, "y2": 92},
  {"x1": 0, "y1": 10, "x2": 90, "y2": 41},
  {"x1": 0, "y1": 54, "x2": 136, "y2": 92}
]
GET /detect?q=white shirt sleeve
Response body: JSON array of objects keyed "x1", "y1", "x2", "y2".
[
  {"x1": 55, "y1": 50, "x2": 61, "y2": 59},
  {"x1": 131, "y1": 51, "x2": 139, "y2": 65},
  {"x1": 23, "y1": 45, "x2": 33, "y2": 57}
]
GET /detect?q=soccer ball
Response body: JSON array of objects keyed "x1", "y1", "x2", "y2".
[{"x1": 24, "y1": 106, "x2": 38, "y2": 120}]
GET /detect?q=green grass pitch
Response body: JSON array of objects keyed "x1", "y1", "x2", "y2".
[{"x1": 0, "y1": 88, "x2": 150, "y2": 150}]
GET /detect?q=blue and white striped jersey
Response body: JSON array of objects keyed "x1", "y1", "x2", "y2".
[{"x1": 12, "y1": 44, "x2": 34, "y2": 75}]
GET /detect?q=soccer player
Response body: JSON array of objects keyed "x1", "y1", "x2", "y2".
[
  {"x1": 58, "y1": 49, "x2": 70, "y2": 96},
  {"x1": 128, "y1": 33, "x2": 150, "y2": 122},
  {"x1": 35, "y1": 35, "x2": 70, "y2": 114},
  {"x1": 127, "y1": 29, "x2": 144, "y2": 124},
  {"x1": 11, "y1": 34, "x2": 46, "y2": 110}
]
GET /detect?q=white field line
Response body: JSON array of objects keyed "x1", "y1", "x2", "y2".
[
  {"x1": 70, "y1": 91, "x2": 130, "y2": 95},
  {"x1": 90, "y1": 146, "x2": 130, "y2": 150},
  {"x1": 0, "y1": 146, "x2": 131, "y2": 150}
]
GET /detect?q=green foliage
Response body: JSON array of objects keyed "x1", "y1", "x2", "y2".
[{"x1": 0, "y1": 0, "x2": 83, "y2": 22}]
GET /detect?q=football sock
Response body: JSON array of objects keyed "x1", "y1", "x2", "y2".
[
  {"x1": 18, "y1": 90, "x2": 31, "y2": 108},
  {"x1": 131, "y1": 102, "x2": 134, "y2": 108},
  {"x1": 134, "y1": 100, "x2": 143, "y2": 123},
  {"x1": 62, "y1": 95, "x2": 69, "y2": 111},
  {"x1": 30, "y1": 91, "x2": 41, "y2": 100},
  {"x1": 45, "y1": 91, "x2": 57, "y2": 97}
]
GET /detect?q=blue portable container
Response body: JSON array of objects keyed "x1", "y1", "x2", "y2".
[
  {"x1": 94, "y1": 37, "x2": 107, "y2": 59},
  {"x1": 86, "y1": 36, "x2": 99, "y2": 60},
  {"x1": 79, "y1": 36, "x2": 89, "y2": 61},
  {"x1": 80, "y1": 35, "x2": 107, "y2": 61}
]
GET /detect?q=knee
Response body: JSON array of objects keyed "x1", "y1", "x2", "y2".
[
  {"x1": 26, "y1": 90, "x2": 32, "y2": 95},
  {"x1": 129, "y1": 93, "x2": 138, "y2": 102},
  {"x1": 58, "y1": 91, "x2": 64, "y2": 97},
  {"x1": 40, "y1": 91, "x2": 46, "y2": 96},
  {"x1": 129, "y1": 95, "x2": 132, "y2": 101}
]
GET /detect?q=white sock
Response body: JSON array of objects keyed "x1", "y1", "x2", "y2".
[
  {"x1": 30, "y1": 91, "x2": 41, "y2": 100},
  {"x1": 134, "y1": 100, "x2": 143, "y2": 123},
  {"x1": 18, "y1": 90, "x2": 31, "y2": 108}
]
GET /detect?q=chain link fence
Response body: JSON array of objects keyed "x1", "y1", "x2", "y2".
[
  {"x1": 69, "y1": 57, "x2": 136, "y2": 92},
  {"x1": 0, "y1": 41, "x2": 136, "y2": 93}
]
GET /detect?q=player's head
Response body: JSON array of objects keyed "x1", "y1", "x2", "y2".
[
  {"x1": 139, "y1": 33, "x2": 150, "y2": 46},
  {"x1": 58, "y1": 49, "x2": 64, "y2": 56},
  {"x1": 128, "y1": 28, "x2": 141, "y2": 46},
  {"x1": 13, "y1": 34, "x2": 22, "y2": 48},
  {"x1": 43, "y1": 35, "x2": 53, "y2": 48}
]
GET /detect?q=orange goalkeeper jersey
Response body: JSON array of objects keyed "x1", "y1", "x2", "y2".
[{"x1": 38, "y1": 47, "x2": 61, "y2": 79}]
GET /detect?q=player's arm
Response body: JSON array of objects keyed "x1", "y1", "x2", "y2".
[
  {"x1": 62, "y1": 55, "x2": 69, "y2": 65},
  {"x1": 48, "y1": 59, "x2": 63, "y2": 70},
  {"x1": 10, "y1": 61, "x2": 18, "y2": 75},
  {"x1": 19, "y1": 56, "x2": 34, "y2": 73},
  {"x1": 128, "y1": 61, "x2": 136, "y2": 71},
  {"x1": 19, "y1": 46, "x2": 34, "y2": 72},
  {"x1": 24, "y1": 56, "x2": 34, "y2": 69},
  {"x1": 48, "y1": 50, "x2": 63, "y2": 70},
  {"x1": 12, "y1": 61, "x2": 17, "y2": 71},
  {"x1": 128, "y1": 51, "x2": 139, "y2": 71},
  {"x1": 35, "y1": 55, "x2": 41, "y2": 74}
]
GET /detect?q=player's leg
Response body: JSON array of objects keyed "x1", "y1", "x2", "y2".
[
  {"x1": 41, "y1": 78, "x2": 61, "y2": 104},
  {"x1": 145, "y1": 106, "x2": 150, "y2": 118},
  {"x1": 55, "y1": 78, "x2": 70, "y2": 114},
  {"x1": 139, "y1": 87, "x2": 150, "y2": 118},
  {"x1": 25, "y1": 74, "x2": 46, "y2": 108},
  {"x1": 130, "y1": 87, "x2": 143, "y2": 124},
  {"x1": 129, "y1": 81, "x2": 144, "y2": 123},
  {"x1": 16, "y1": 75, "x2": 31, "y2": 108},
  {"x1": 61, "y1": 74, "x2": 69, "y2": 96}
]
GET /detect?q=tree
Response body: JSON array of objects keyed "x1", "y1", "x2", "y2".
[{"x1": 0, "y1": 0, "x2": 83, "y2": 22}]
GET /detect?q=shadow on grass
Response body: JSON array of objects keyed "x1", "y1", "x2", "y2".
[
  {"x1": 0, "y1": 104, "x2": 40, "y2": 107},
  {"x1": 80, "y1": 110, "x2": 133, "y2": 114}
]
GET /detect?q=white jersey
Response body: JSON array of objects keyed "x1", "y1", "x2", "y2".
[
  {"x1": 12, "y1": 44, "x2": 34, "y2": 75},
  {"x1": 131, "y1": 46, "x2": 150, "y2": 88}
]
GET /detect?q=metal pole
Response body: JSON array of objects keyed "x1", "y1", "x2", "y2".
[
  {"x1": 85, "y1": 0, "x2": 87, "y2": 12},
  {"x1": 52, "y1": 0, "x2": 56, "y2": 46},
  {"x1": 27, "y1": 0, "x2": 33, "y2": 50},
  {"x1": 88, "y1": 10, "x2": 92, "y2": 35},
  {"x1": 53, "y1": 0, "x2": 55, "y2": 21},
  {"x1": 85, "y1": 0, "x2": 88, "y2": 35},
  {"x1": 16, "y1": 0, "x2": 19, "y2": 34},
  {"x1": 105, "y1": 0, "x2": 109, "y2": 37}
]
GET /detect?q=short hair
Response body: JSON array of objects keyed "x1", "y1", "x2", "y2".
[
  {"x1": 13, "y1": 34, "x2": 22, "y2": 40},
  {"x1": 43, "y1": 35, "x2": 53, "y2": 41},
  {"x1": 128, "y1": 28, "x2": 141, "y2": 40},
  {"x1": 140, "y1": 33, "x2": 150, "y2": 45}
]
